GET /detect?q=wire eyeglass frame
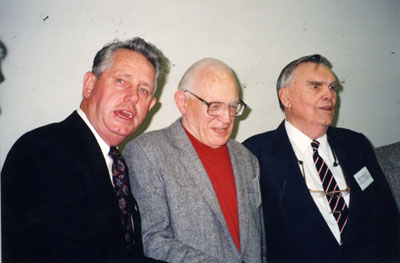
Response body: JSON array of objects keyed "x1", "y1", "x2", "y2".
[{"x1": 184, "y1": 89, "x2": 247, "y2": 117}]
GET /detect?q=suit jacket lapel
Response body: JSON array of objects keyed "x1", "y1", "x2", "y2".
[
  {"x1": 272, "y1": 122, "x2": 336, "y2": 236},
  {"x1": 63, "y1": 112, "x2": 120, "y2": 226},
  {"x1": 271, "y1": 123, "x2": 313, "y2": 211},
  {"x1": 169, "y1": 119, "x2": 234, "y2": 245},
  {"x1": 327, "y1": 129, "x2": 362, "y2": 241},
  {"x1": 228, "y1": 142, "x2": 249, "y2": 254},
  {"x1": 66, "y1": 112, "x2": 115, "y2": 199}
]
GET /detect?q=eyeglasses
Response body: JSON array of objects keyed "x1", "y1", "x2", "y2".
[
  {"x1": 298, "y1": 160, "x2": 350, "y2": 201},
  {"x1": 184, "y1": 90, "x2": 247, "y2": 117}
]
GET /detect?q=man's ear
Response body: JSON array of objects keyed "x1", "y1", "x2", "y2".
[
  {"x1": 279, "y1": 87, "x2": 291, "y2": 108},
  {"x1": 82, "y1": 72, "x2": 96, "y2": 98},
  {"x1": 147, "y1": 97, "x2": 157, "y2": 112},
  {"x1": 174, "y1": 90, "x2": 187, "y2": 114}
]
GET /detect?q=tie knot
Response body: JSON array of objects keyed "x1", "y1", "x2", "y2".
[
  {"x1": 109, "y1": 146, "x2": 122, "y2": 160},
  {"x1": 311, "y1": 140, "x2": 320, "y2": 152}
]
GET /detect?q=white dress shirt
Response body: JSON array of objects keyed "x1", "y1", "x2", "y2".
[
  {"x1": 285, "y1": 120, "x2": 350, "y2": 243},
  {"x1": 77, "y1": 109, "x2": 114, "y2": 183}
]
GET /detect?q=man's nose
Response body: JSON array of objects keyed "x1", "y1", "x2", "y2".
[
  {"x1": 322, "y1": 86, "x2": 336, "y2": 101},
  {"x1": 125, "y1": 87, "x2": 139, "y2": 103},
  {"x1": 217, "y1": 105, "x2": 234, "y2": 123}
]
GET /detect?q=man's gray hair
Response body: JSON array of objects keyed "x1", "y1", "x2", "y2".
[
  {"x1": 276, "y1": 54, "x2": 331, "y2": 110},
  {"x1": 91, "y1": 37, "x2": 168, "y2": 94}
]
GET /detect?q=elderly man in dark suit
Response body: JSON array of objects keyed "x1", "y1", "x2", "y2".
[
  {"x1": 244, "y1": 54, "x2": 399, "y2": 262},
  {"x1": 124, "y1": 58, "x2": 266, "y2": 263},
  {"x1": 1, "y1": 37, "x2": 168, "y2": 262}
]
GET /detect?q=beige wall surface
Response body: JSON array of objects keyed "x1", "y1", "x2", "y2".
[{"x1": 1, "y1": 0, "x2": 399, "y2": 166}]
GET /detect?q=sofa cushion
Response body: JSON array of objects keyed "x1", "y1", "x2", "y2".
[{"x1": 375, "y1": 141, "x2": 400, "y2": 212}]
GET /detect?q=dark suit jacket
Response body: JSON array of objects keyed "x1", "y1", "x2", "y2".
[
  {"x1": 1, "y1": 112, "x2": 163, "y2": 263},
  {"x1": 243, "y1": 121, "x2": 400, "y2": 262}
]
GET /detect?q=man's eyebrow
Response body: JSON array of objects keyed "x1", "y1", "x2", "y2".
[
  {"x1": 118, "y1": 72, "x2": 154, "y2": 87},
  {"x1": 307, "y1": 80, "x2": 324, "y2": 86},
  {"x1": 138, "y1": 81, "x2": 153, "y2": 88},
  {"x1": 329, "y1": 80, "x2": 338, "y2": 86},
  {"x1": 306, "y1": 80, "x2": 337, "y2": 86},
  {"x1": 117, "y1": 72, "x2": 133, "y2": 78}
]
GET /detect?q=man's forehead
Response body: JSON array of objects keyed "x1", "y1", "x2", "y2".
[
  {"x1": 195, "y1": 83, "x2": 238, "y2": 100},
  {"x1": 293, "y1": 63, "x2": 334, "y2": 80},
  {"x1": 196, "y1": 70, "x2": 237, "y2": 88}
]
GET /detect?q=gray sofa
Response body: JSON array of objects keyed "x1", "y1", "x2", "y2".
[{"x1": 375, "y1": 141, "x2": 400, "y2": 212}]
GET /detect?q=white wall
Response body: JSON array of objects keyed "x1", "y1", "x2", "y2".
[{"x1": 1, "y1": 0, "x2": 399, "y2": 166}]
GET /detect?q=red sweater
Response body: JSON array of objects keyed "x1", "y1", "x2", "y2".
[{"x1": 184, "y1": 127, "x2": 240, "y2": 251}]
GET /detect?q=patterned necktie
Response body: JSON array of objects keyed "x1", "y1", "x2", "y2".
[
  {"x1": 109, "y1": 147, "x2": 135, "y2": 250},
  {"x1": 311, "y1": 140, "x2": 348, "y2": 243}
]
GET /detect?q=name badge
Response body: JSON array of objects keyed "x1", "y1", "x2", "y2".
[
  {"x1": 253, "y1": 176, "x2": 262, "y2": 207},
  {"x1": 354, "y1": 166, "x2": 374, "y2": 191}
]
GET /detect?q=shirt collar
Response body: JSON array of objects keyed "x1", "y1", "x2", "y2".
[
  {"x1": 285, "y1": 120, "x2": 329, "y2": 155},
  {"x1": 77, "y1": 109, "x2": 111, "y2": 157}
]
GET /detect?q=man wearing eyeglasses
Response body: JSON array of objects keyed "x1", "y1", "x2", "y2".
[
  {"x1": 124, "y1": 58, "x2": 266, "y2": 263},
  {"x1": 244, "y1": 54, "x2": 399, "y2": 262}
]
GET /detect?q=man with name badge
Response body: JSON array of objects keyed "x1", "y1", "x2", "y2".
[{"x1": 244, "y1": 54, "x2": 399, "y2": 262}]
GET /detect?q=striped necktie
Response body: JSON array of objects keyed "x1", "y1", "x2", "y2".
[{"x1": 311, "y1": 140, "x2": 348, "y2": 244}]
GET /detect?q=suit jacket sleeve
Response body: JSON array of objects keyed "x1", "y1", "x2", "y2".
[{"x1": 124, "y1": 140, "x2": 222, "y2": 263}]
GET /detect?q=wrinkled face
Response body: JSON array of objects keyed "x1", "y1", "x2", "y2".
[
  {"x1": 181, "y1": 66, "x2": 238, "y2": 148},
  {"x1": 81, "y1": 49, "x2": 156, "y2": 146},
  {"x1": 280, "y1": 62, "x2": 337, "y2": 138}
]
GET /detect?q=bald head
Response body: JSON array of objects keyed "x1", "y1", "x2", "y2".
[{"x1": 178, "y1": 58, "x2": 238, "y2": 93}]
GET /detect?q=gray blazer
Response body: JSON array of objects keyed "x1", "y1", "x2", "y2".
[{"x1": 124, "y1": 118, "x2": 266, "y2": 263}]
